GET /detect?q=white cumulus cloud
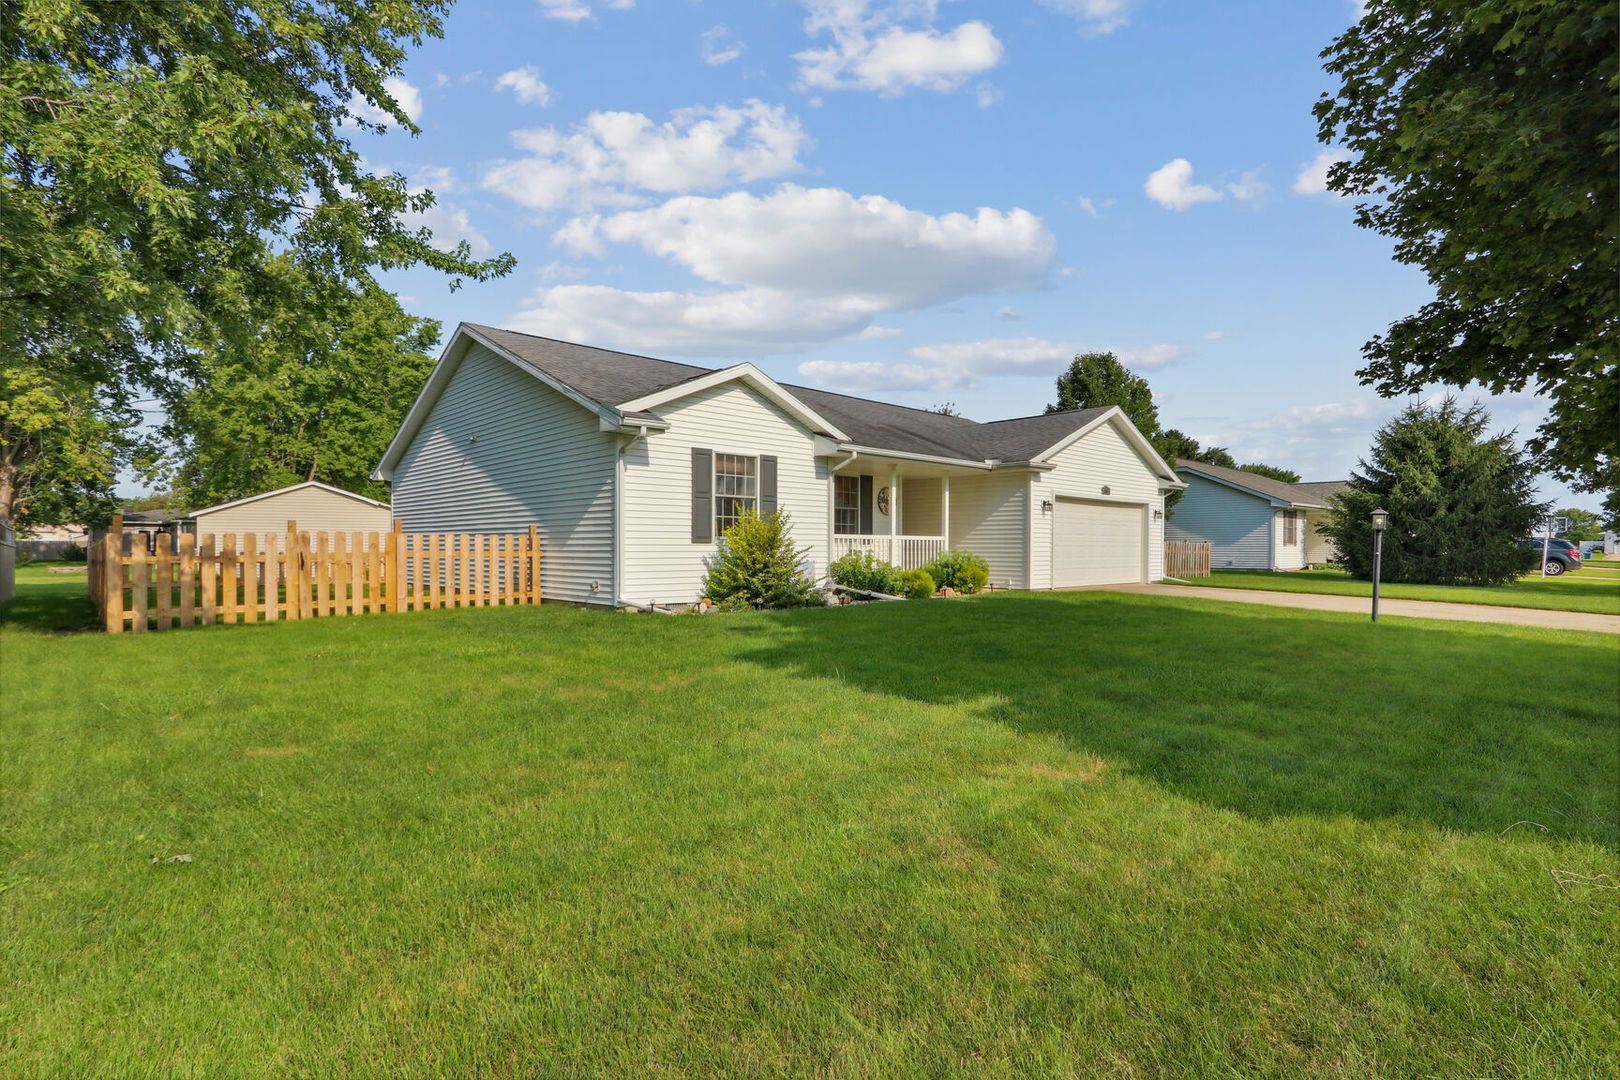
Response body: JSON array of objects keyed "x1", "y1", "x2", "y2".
[
  {"x1": 495, "y1": 66, "x2": 552, "y2": 106},
  {"x1": 701, "y1": 26, "x2": 745, "y2": 65},
  {"x1": 406, "y1": 200, "x2": 494, "y2": 259},
  {"x1": 347, "y1": 76, "x2": 423, "y2": 128},
  {"x1": 797, "y1": 336, "x2": 1184, "y2": 392},
  {"x1": 537, "y1": 0, "x2": 633, "y2": 21},
  {"x1": 1293, "y1": 148, "x2": 1353, "y2": 196},
  {"x1": 1144, "y1": 158, "x2": 1224, "y2": 211},
  {"x1": 481, "y1": 101, "x2": 810, "y2": 211},
  {"x1": 518, "y1": 185, "x2": 1056, "y2": 355},
  {"x1": 796, "y1": 1, "x2": 1003, "y2": 96},
  {"x1": 1035, "y1": 0, "x2": 1138, "y2": 35}
]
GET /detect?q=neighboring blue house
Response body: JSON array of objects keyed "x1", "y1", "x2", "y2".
[{"x1": 1167, "y1": 460, "x2": 1347, "y2": 571}]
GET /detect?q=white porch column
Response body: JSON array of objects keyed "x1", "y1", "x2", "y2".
[
  {"x1": 888, "y1": 465, "x2": 899, "y2": 564},
  {"x1": 941, "y1": 475, "x2": 950, "y2": 549}
]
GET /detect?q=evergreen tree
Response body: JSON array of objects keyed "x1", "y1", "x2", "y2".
[
  {"x1": 703, "y1": 510, "x2": 818, "y2": 609},
  {"x1": 1321, "y1": 399, "x2": 1546, "y2": 586}
]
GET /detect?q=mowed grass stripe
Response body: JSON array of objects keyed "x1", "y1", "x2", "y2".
[{"x1": 2, "y1": 581, "x2": 1616, "y2": 1079}]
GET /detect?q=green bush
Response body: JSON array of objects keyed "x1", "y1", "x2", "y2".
[
  {"x1": 900, "y1": 568, "x2": 936, "y2": 599},
  {"x1": 828, "y1": 549, "x2": 905, "y2": 595},
  {"x1": 702, "y1": 509, "x2": 818, "y2": 610},
  {"x1": 923, "y1": 549, "x2": 989, "y2": 593}
]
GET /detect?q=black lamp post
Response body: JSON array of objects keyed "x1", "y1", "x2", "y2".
[{"x1": 1370, "y1": 508, "x2": 1389, "y2": 622}]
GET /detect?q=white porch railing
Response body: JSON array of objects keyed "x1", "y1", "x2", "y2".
[{"x1": 832, "y1": 534, "x2": 945, "y2": 571}]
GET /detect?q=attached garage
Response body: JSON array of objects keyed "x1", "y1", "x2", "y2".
[{"x1": 1051, "y1": 497, "x2": 1146, "y2": 587}]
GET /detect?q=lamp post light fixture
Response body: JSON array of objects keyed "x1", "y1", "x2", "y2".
[{"x1": 1370, "y1": 508, "x2": 1389, "y2": 622}]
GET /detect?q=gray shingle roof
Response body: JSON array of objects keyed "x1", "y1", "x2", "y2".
[
  {"x1": 1175, "y1": 459, "x2": 1347, "y2": 508},
  {"x1": 463, "y1": 324, "x2": 1132, "y2": 466}
]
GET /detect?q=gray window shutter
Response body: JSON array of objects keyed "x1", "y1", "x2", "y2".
[
  {"x1": 859, "y1": 474, "x2": 874, "y2": 534},
  {"x1": 691, "y1": 448, "x2": 713, "y2": 543},
  {"x1": 759, "y1": 456, "x2": 778, "y2": 519}
]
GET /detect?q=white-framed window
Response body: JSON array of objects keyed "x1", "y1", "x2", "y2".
[
  {"x1": 1283, "y1": 510, "x2": 1300, "y2": 545},
  {"x1": 834, "y1": 474, "x2": 861, "y2": 535},
  {"x1": 714, "y1": 453, "x2": 758, "y2": 534}
]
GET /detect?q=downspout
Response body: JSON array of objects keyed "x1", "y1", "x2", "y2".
[{"x1": 614, "y1": 425, "x2": 649, "y2": 608}]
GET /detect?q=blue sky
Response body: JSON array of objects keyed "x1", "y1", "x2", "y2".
[{"x1": 347, "y1": 0, "x2": 1584, "y2": 507}]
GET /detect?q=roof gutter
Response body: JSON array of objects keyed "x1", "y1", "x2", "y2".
[{"x1": 833, "y1": 444, "x2": 994, "y2": 470}]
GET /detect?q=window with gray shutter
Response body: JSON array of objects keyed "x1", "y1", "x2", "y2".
[
  {"x1": 760, "y1": 456, "x2": 778, "y2": 519},
  {"x1": 691, "y1": 448, "x2": 713, "y2": 543}
]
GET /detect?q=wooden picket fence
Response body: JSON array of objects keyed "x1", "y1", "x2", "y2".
[
  {"x1": 89, "y1": 515, "x2": 541, "y2": 633},
  {"x1": 1164, "y1": 539, "x2": 1211, "y2": 579}
]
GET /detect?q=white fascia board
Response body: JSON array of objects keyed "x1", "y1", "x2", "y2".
[
  {"x1": 599, "y1": 415, "x2": 671, "y2": 433},
  {"x1": 374, "y1": 324, "x2": 621, "y2": 481},
  {"x1": 833, "y1": 444, "x2": 994, "y2": 470},
  {"x1": 618, "y1": 364, "x2": 850, "y2": 442},
  {"x1": 1028, "y1": 406, "x2": 1181, "y2": 483},
  {"x1": 192, "y1": 481, "x2": 390, "y2": 517}
]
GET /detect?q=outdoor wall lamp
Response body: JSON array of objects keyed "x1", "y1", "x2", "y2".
[
  {"x1": 1153, "y1": 509, "x2": 1164, "y2": 521},
  {"x1": 1040, "y1": 499, "x2": 1053, "y2": 512},
  {"x1": 1370, "y1": 508, "x2": 1389, "y2": 622}
]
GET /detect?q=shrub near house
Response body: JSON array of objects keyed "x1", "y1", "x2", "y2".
[{"x1": 702, "y1": 510, "x2": 818, "y2": 611}]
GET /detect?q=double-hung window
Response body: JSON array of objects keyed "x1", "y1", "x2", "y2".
[
  {"x1": 1283, "y1": 510, "x2": 1300, "y2": 546},
  {"x1": 714, "y1": 454, "x2": 758, "y2": 534},
  {"x1": 833, "y1": 474, "x2": 861, "y2": 535}
]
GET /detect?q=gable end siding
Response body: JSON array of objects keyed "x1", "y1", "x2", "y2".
[
  {"x1": 1166, "y1": 473, "x2": 1273, "y2": 569},
  {"x1": 389, "y1": 342, "x2": 617, "y2": 605},
  {"x1": 619, "y1": 382, "x2": 829, "y2": 606},
  {"x1": 193, "y1": 488, "x2": 391, "y2": 538},
  {"x1": 946, "y1": 472, "x2": 1028, "y2": 589},
  {"x1": 1030, "y1": 419, "x2": 1167, "y2": 587}
]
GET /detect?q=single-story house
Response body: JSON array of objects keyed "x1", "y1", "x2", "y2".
[
  {"x1": 375, "y1": 323, "x2": 1187, "y2": 607},
  {"x1": 18, "y1": 522, "x2": 90, "y2": 560},
  {"x1": 183, "y1": 482, "x2": 392, "y2": 538},
  {"x1": 1167, "y1": 460, "x2": 1348, "y2": 570}
]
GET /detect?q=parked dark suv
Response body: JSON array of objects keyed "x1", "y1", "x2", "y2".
[{"x1": 1517, "y1": 537, "x2": 1583, "y2": 575}]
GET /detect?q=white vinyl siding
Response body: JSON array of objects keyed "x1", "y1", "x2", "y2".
[
  {"x1": 1032, "y1": 419, "x2": 1166, "y2": 587},
  {"x1": 620, "y1": 382, "x2": 828, "y2": 606},
  {"x1": 947, "y1": 471, "x2": 1028, "y2": 589},
  {"x1": 1167, "y1": 473, "x2": 1275, "y2": 570},
  {"x1": 192, "y1": 486, "x2": 391, "y2": 539},
  {"x1": 390, "y1": 342, "x2": 617, "y2": 605},
  {"x1": 899, "y1": 476, "x2": 942, "y2": 536}
]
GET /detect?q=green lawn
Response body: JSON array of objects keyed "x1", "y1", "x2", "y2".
[
  {"x1": 3, "y1": 569, "x2": 1617, "y2": 1078},
  {"x1": 1182, "y1": 566, "x2": 1620, "y2": 614}
]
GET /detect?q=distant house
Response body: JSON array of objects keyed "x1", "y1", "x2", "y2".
[
  {"x1": 1167, "y1": 460, "x2": 1348, "y2": 570},
  {"x1": 19, "y1": 522, "x2": 90, "y2": 560},
  {"x1": 375, "y1": 323, "x2": 1187, "y2": 607},
  {"x1": 183, "y1": 482, "x2": 391, "y2": 539}
]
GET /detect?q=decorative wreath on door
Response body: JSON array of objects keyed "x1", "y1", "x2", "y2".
[{"x1": 876, "y1": 486, "x2": 891, "y2": 515}]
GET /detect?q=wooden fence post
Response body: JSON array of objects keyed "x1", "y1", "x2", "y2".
[
  {"x1": 221, "y1": 534, "x2": 238, "y2": 626},
  {"x1": 130, "y1": 539, "x2": 149, "y2": 633},
  {"x1": 391, "y1": 521, "x2": 406, "y2": 613},
  {"x1": 178, "y1": 533, "x2": 196, "y2": 628},
  {"x1": 102, "y1": 516, "x2": 125, "y2": 634},
  {"x1": 154, "y1": 533, "x2": 173, "y2": 630}
]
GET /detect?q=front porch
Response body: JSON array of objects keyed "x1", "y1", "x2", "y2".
[
  {"x1": 828, "y1": 459, "x2": 967, "y2": 572},
  {"x1": 831, "y1": 534, "x2": 946, "y2": 571}
]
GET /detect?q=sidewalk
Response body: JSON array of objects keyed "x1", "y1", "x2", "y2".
[{"x1": 1094, "y1": 583, "x2": 1620, "y2": 634}]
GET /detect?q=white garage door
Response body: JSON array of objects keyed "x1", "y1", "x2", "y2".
[{"x1": 1053, "y1": 498, "x2": 1145, "y2": 587}]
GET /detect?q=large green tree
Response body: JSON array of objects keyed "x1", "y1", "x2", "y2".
[
  {"x1": 0, "y1": 0, "x2": 513, "y2": 525},
  {"x1": 163, "y1": 259, "x2": 439, "y2": 507},
  {"x1": 1554, "y1": 507, "x2": 1603, "y2": 543},
  {"x1": 0, "y1": 363, "x2": 130, "y2": 530},
  {"x1": 1320, "y1": 399, "x2": 1546, "y2": 586},
  {"x1": 1315, "y1": 0, "x2": 1618, "y2": 494},
  {"x1": 1046, "y1": 352, "x2": 1161, "y2": 435}
]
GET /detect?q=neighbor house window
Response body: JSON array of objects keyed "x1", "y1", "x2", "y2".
[
  {"x1": 834, "y1": 474, "x2": 861, "y2": 535},
  {"x1": 714, "y1": 454, "x2": 757, "y2": 534},
  {"x1": 1283, "y1": 510, "x2": 1300, "y2": 545}
]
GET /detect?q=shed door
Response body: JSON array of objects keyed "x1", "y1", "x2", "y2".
[{"x1": 1052, "y1": 498, "x2": 1145, "y2": 587}]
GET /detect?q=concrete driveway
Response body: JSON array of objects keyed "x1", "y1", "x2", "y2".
[{"x1": 1091, "y1": 583, "x2": 1620, "y2": 634}]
